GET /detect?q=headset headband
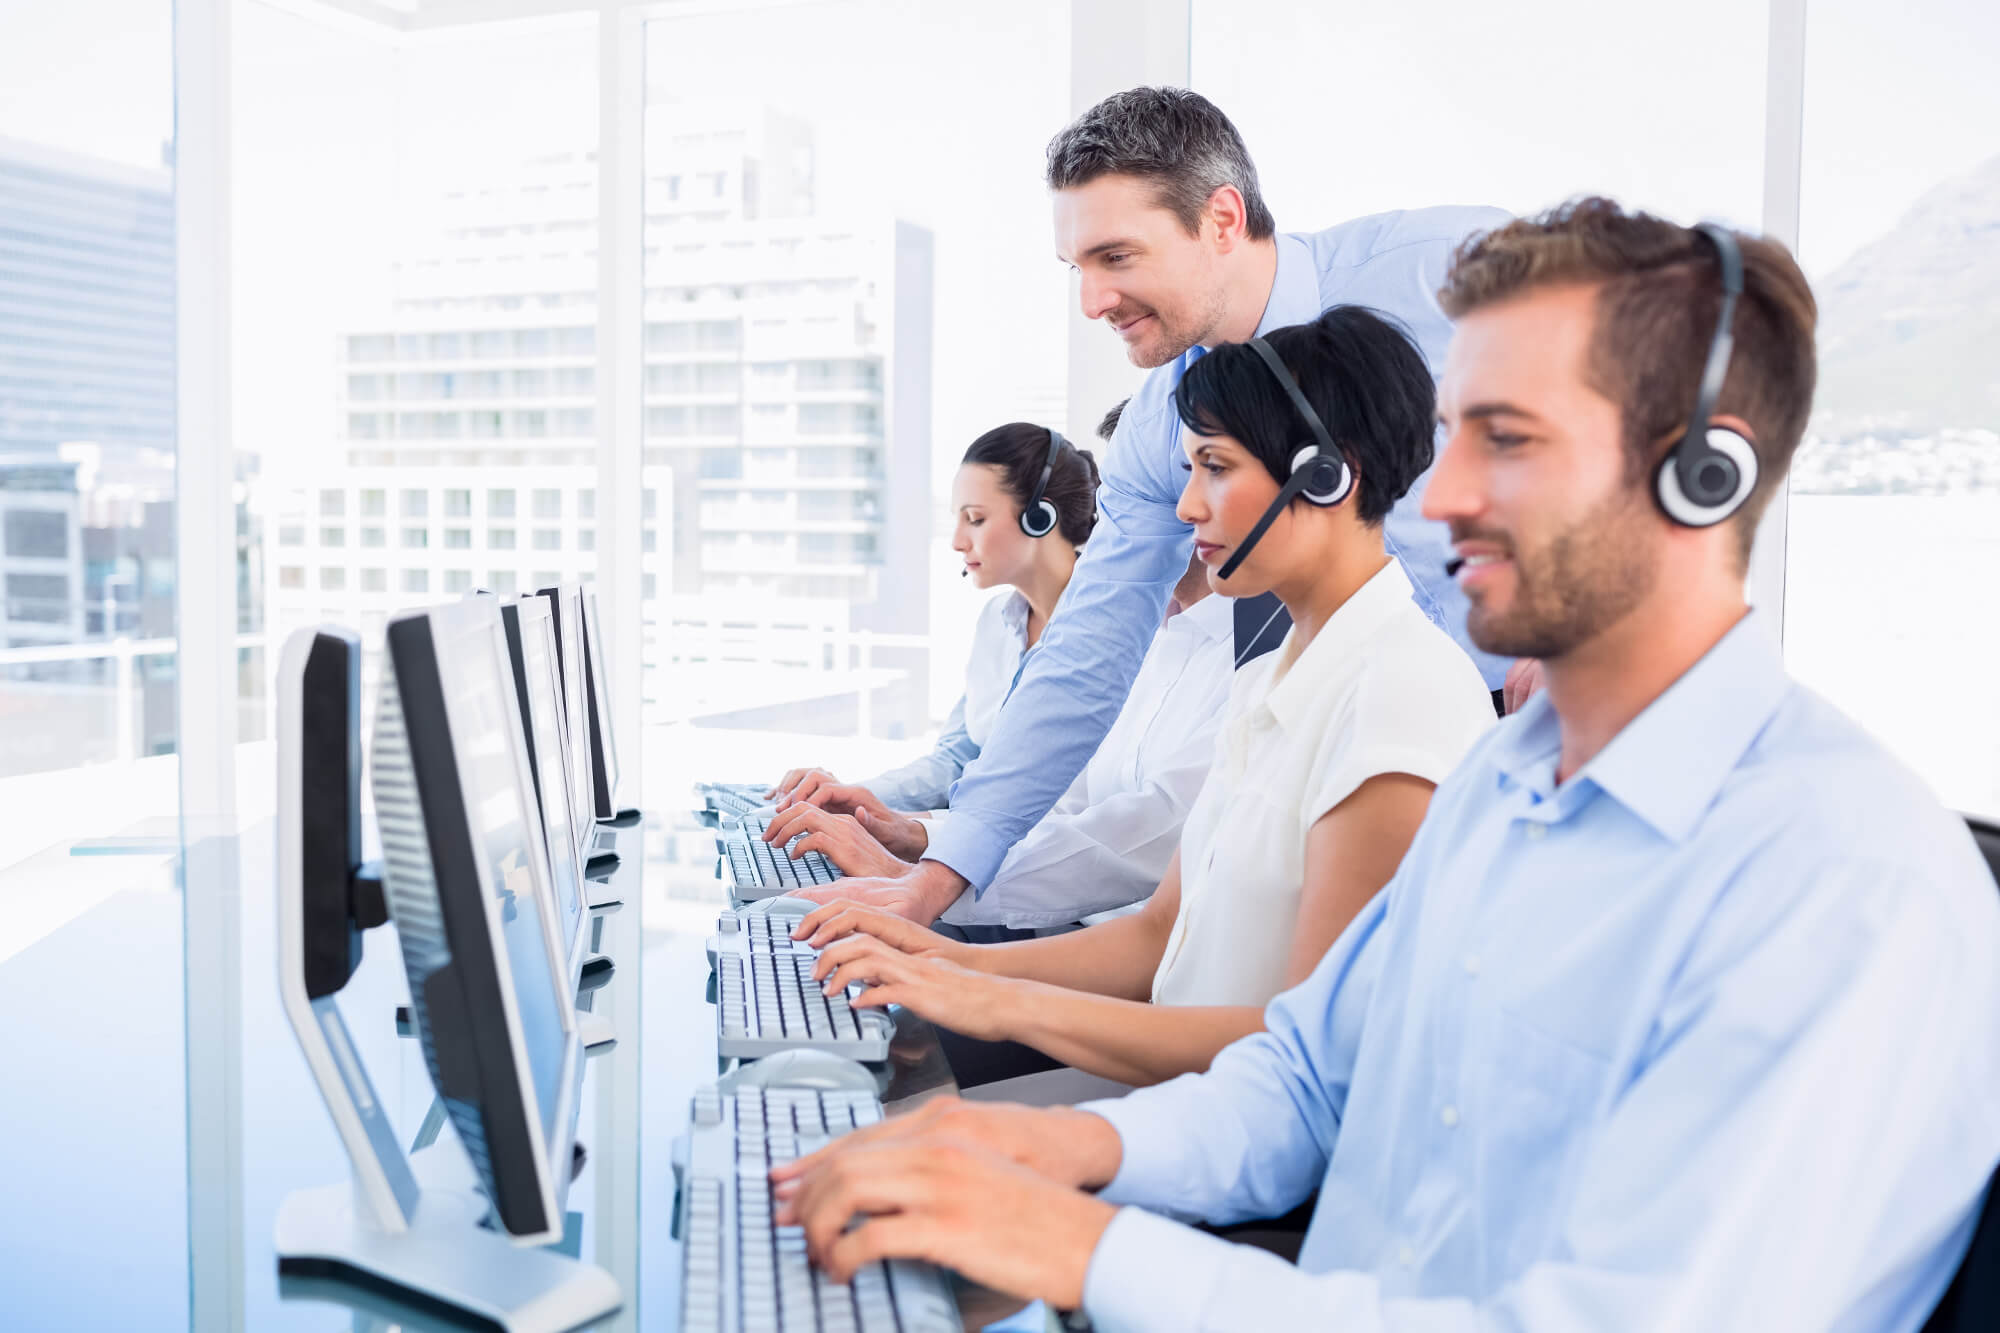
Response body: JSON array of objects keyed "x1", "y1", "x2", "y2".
[{"x1": 1676, "y1": 223, "x2": 1743, "y2": 497}]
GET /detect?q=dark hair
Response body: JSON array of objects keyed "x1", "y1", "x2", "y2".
[
  {"x1": 1172, "y1": 306, "x2": 1436, "y2": 526},
  {"x1": 1046, "y1": 87, "x2": 1275, "y2": 241},
  {"x1": 962, "y1": 423, "x2": 1101, "y2": 546},
  {"x1": 1439, "y1": 197, "x2": 1817, "y2": 564},
  {"x1": 1096, "y1": 397, "x2": 1129, "y2": 442}
]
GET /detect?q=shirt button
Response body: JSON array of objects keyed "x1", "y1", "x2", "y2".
[
  {"x1": 1397, "y1": 1244, "x2": 1416, "y2": 1268},
  {"x1": 1524, "y1": 822, "x2": 1547, "y2": 840},
  {"x1": 1440, "y1": 1105, "x2": 1460, "y2": 1128},
  {"x1": 1461, "y1": 954, "x2": 1480, "y2": 976}
]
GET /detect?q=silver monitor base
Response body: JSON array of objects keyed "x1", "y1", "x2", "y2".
[{"x1": 275, "y1": 1180, "x2": 620, "y2": 1333}]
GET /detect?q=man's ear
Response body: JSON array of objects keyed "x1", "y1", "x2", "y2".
[{"x1": 1205, "y1": 184, "x2": 1250, "y2": 252}]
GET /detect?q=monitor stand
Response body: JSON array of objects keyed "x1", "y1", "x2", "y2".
[{"x1": 276, "y1": 628, "x2": 620, "y2": 1333}]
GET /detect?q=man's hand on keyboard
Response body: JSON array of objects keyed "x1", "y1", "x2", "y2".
[
  {"x1": 767, "y1": 766, "x2": 839, "y2": 803},
  {"x1": 770, "y1": 1100, "x2": 1123, "y2": 1304},
  {"x1": 779, "y1": 859, "x2": 968, "y2": 925},
  {"x1": 769, "y1": 776, "x2": 927, "y2": 858},
  {"x1": 811, "y1": 934, "x2": 1016, "y2": 1041},
  {"x1": 759, "y1": 802, "x2": 911, "y2": 880}
]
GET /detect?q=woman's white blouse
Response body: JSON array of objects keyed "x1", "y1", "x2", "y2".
[
  {"x1": 1150, "y1": 560, "x2": 1496, "y2": 1008},
  {"x1": 859, "y1": 590, "x2": 1030, "y2": 812}
]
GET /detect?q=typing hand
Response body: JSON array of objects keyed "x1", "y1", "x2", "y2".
[
  {"x1": 758, "y1": 803, "x2": 911, "y2": 881},
  {"x1": 1502, "y1": 657, "x2": 1545, "y2": 715},
  {"x1": 790, "y1": 899, "x2": 970, "y2": 961},
  {"x1": 854, "y1": 803, "x2": 930, "y2": 860},
  {"x1": 771, "y1": 1133, "x2": 1115, "y2": 1307},
  {"x1": 767, "y1": 766, "x2": 839, "y2": 804},
  {"x1": 778, "y1": 860, "x2": 967, "y2": 925},
  {"x1": 770, "y1": 1094, "x2": 1123, "y2": 1195},
  {"x1": 812, "y1": 934, "x2": 1015, "y2": 1041}
]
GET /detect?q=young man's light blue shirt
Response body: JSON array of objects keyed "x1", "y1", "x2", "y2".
[
  {"x1": 929, "y1": 205, "x2": 1513, "y2": 892},
  {"x1": 1076, "y1": 612, "x2": 2000, "y2": 1331}
]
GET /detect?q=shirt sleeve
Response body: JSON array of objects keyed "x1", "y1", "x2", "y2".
[
  {"x1": 945, "y1": 635, "x2": 1233, "y2": 929},
  {"x1": 1302, "y1": 631, "x2": 1495, "y2": 828},
  {"x1": 856, "y1": 692, "x2": 976, "y2": 813},
  {"x1": 1080, "y1": 853, "x2": 2000, "y2": 1332},
  {"x1": 1078, "y1": 888, "x2": 1391, "y2": 1224},
  {"x1": 924, "y1": 404, "x2": 1192, "y2": 890}
]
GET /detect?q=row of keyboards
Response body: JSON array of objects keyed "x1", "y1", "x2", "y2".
[{"x1": 679, "y1": 780, "x2": 962, "y2": 1333}]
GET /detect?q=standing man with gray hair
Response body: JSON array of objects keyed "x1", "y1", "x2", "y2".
[{"x1": 785, "y1": 87, "x2": 1511, "y2": 924}]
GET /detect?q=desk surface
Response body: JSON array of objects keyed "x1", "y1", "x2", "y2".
[{"x1": 0, "y1": 813, "x2": 974, "y2": 1331}]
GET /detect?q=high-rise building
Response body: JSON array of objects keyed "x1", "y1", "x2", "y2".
[{"x1": 272, "y1": 103, "x2": 934, "y2": 736}]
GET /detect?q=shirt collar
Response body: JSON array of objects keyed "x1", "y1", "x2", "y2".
[
  {"x1": 1172, "y1": 591, "x2": 1237, "y2": 643},
  {"x1": 1491, "y1": 612, "x2": 1792, "y2": 843},
  {"x1": 1255, "y1": 232, "x2": 1324, "y2": 339},
  {"x1": 999, "y1": 590, "x2": 1032, "y2": 638},
  {"x1": 1259, "y1": 560, "x2": 1412, "y2": 728}
]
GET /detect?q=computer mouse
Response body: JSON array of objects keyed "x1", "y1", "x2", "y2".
[{"x1": 724, "y1": 1048, "x2": 879, "y2": 1094}]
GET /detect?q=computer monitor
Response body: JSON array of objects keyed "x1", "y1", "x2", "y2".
[
  {"x1": 499, "y1": 595, "x2": 588, "y2": 983},
  {"x1": 373, "y1": 597, "x2": 582, "y2": 1245},
  {"x1": 578, "y1": 585, "x2": 621, "y2": 821},
  {"x1": 538, "y1": 583, "x2": 600, "y2": 844}
]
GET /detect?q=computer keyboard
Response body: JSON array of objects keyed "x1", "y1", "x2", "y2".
[
  {"x1": 680, "y1": 1065, "x2": 961, "y2": 1333},
  {"x1": 699, "y1": 781, "x2": 774, "y2": 819},
  {"x1": 714, "y1": 908, "x2": 892, "y2": 1062},
  {"x1": 718, "y1": 821, "x2": 843, "y2": 900}
]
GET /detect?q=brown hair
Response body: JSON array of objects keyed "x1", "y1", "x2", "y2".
[{"x1": 1439, "y1": 197, "x2": 1818, "y2": 564}]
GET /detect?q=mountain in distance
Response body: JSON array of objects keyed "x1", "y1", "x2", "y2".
[{"x1": 1811, "y1": 149, "x2": 2000, "y2": 436}]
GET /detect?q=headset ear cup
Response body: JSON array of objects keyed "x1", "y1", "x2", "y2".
[
  {"x1": 1655, "y1": 428, "x2": 1758, "y2": 528},
  {"x1": 1290, "y1": 445, "x2": 1353, "y2": 507},
  {"x1": 1021, "y1": 499, "x2": 1059, "y2": 538}
]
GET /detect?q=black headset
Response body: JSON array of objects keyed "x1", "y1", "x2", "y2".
[
  {"x1": 1215, "y1": 337, "x2": 1354, "y2": 580},
  {"x1": 1019, "y1": 427, "x2": 1071, "y2": 538},
  {"x1": 1655, "y1": 223, "x2": 1760, "y2": 528}
]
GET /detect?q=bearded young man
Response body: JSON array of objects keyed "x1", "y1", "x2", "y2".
[
  {"x1": 777, "y1": 87, "x2": 1511, "y2": 925},
  {"x1": 765, "y1": 199, "x2": 2000, "y2": 1332}
]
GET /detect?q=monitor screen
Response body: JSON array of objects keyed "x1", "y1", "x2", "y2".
[
  {"x1": 553, "y1": 586, "x2": 597, "y2": 842},
  {"x1": 519, "y1": 607, "x2": 585, "y2": 965},
  {"x1": 440, "y1": 611, "x2": 570, "y2": 1160},
  {"x1": 580, "y1": 586, "x2": 619, "y2": 814}
]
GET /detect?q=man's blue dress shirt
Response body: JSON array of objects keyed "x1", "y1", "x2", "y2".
[
  {"x1": 928, "y1": 206, "x2": 1513, "y2": 891},
  {"x1": 1078, "y1": 613, "x2": 2000, "y2": 1331}
]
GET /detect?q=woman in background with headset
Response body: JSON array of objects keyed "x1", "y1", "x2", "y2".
[
  {"x1": 788, "y1": 306, "x2": 1498, "y2": 1090},
  {"x1": 764, "y1": 423, "x2": 1100, "y2": 833}
]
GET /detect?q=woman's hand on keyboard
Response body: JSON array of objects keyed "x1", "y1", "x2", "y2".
[
  {"x1": 767, "y1": 766, "x2": 839, "y2": 805},
  {"x1": 790, "y1": 900, "x2": 972, "y2": 965},
  {"x1": 811, "y1": 934, "x2": 1019, "y2": 1042},
  {"x1": 759, "y1": 802, "x2": 910, "y2": 880}
]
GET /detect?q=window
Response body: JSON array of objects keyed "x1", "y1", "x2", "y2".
[
  {"x1": 534, "y1": 529, "x2": 562, "y2": 551},
  {"x1": 578, "y1": 489, "x2": 595, "y2": 519},
  {"x1": 319, "y1": 526, "x2": 345, "y2": 548},
  {"x1": 532, "y1": 570, "x2": 561, "y2": 590},
  {"x1": 471, "y1": 330, "x2": 508, "y2": 357},
  {"x1": 444, "y1": 569, "x2": 472, "y2": 594},
  {"x1": 360, "y1": 568, "x2": 387, "y2": 593},
  {"x1": 445, "y1": 528, "x2": 472, "y2": 550},
  {"x1": 488, "y1": 570, "x2": 518, "y2": 595},
  {"x1": 444, "y1": 488, "x2": 472, "y2": 518},
  {"x1": 402, "y1": 489, "x2": 429, "y2": 519},
  {"x1": 578, "y1": 528, "x2": 596, "y2": 553},
  {"x1": 319, "y1": 489, "x2": 345, "y2": 517},
  {"x1": 319, "y1": 567, "x2": 346, "y2": 591},
  {"x1": 360, "y1": 526, "x2": 386, "y2": 548},
  {"x1": 359, "y1": 488, "x2": 387, "y2": 517},
  {"x1": 487, "y1": 489, "x2": 516, "y2": 518},
  {"x1": 533, "y1": 488, "x2": 563, "y2": 519},
  {"x1": 402, "y1": 568, "x2": 430, "y2": 594},
  {"x1": 489, "y1": 528, "x2": 517, "y2": 551},
  {"x1": 1781, "y1": 0, "x2": 2000, "y2": 820},
  {"x1": 277, "y1": 524, "x2": 305, "y2": 547},
  {"x1": 280, "y1": 566, "x2": 305, "y2": 589},
  {"x1": 402, "y1": 527, "x2": 429, "y2": 549}
]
